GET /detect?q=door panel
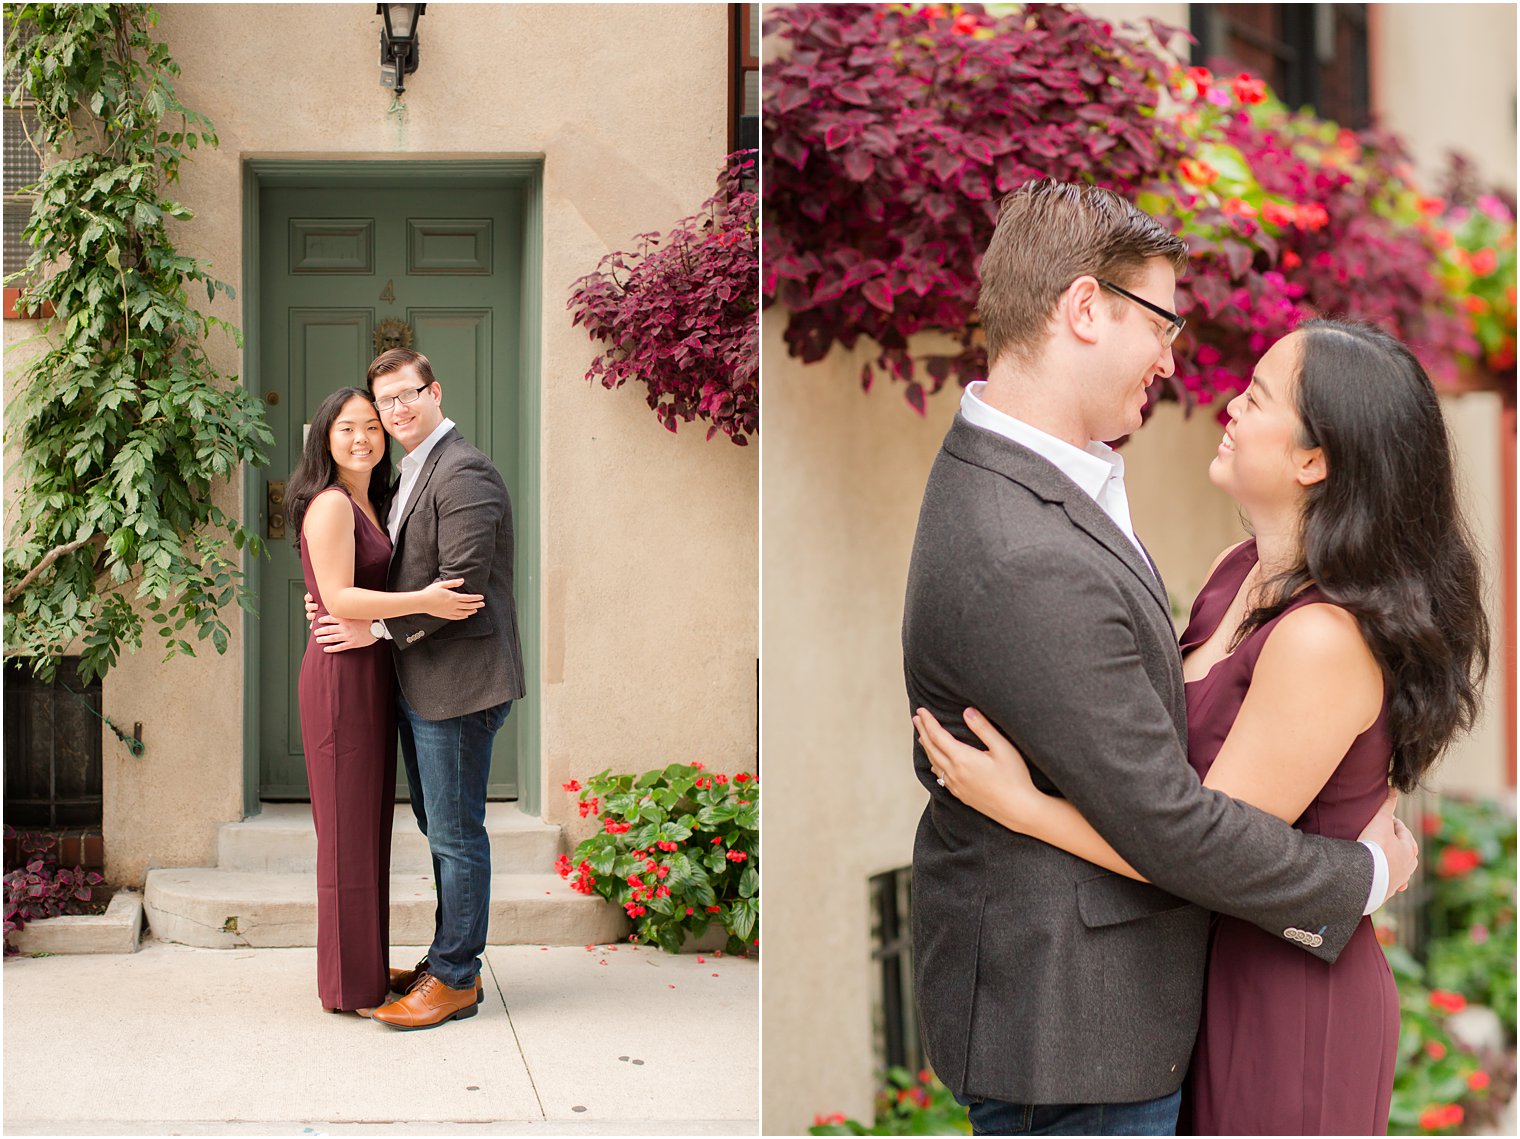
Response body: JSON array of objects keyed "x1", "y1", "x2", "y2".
[{"x1": 258, "y1": 184, "x2": 525, "y2": 801}]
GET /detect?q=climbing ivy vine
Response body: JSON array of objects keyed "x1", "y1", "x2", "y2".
[{"x1": 2, "y1": 3, "x2": 271, "y2": 684}]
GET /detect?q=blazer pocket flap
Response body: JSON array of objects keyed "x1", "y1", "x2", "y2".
[{"x1": 1076, "y1": 874, "x2": 1193, "y2": 929}]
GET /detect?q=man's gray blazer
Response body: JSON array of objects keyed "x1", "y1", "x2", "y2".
[
  {"x1": 384, "y1": 428, "x2": 525, "y2": 721},
  {"x1": 902, "y1": 414, "x2": 1374, "y2": 1106}
]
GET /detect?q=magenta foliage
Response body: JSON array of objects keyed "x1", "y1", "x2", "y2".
[
  {"x1": 568, "y1": 150, "x2": 758, "y2": 445},
  {"x1": 763, "y1": 3, "x2": 1190, "y2": 412},
  {"x1": 1170, "y1": 105, "x2": 1476, "y2": 422},
  {"x1": 3, "y1": 826, "x2": 104, "y2": 955}
]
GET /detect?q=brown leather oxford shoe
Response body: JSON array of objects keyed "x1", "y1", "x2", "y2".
[
  {"x1": 372, "y1": 973, "x2": 484, "y2": 1031},
  {"x1": 388, "y1": 958, "x2": 430, "y2": 994}
]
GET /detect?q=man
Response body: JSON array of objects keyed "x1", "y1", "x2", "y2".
[
  {"x1": 310, "y1": 347, "x2": 525, "y2": 1031},
  {"x1": 901, "y1": 180, "x2": 1417, "y2": 1133}
]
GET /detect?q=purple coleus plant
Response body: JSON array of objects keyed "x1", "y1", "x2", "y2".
[
  {"x1": 569, "y1": 150, "x2": 758, "y2": 445},
  {"x1": 763, "y1": 2, "x2": 1190, "y2": 412}
]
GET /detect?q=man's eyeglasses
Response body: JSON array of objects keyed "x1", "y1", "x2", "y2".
[
  {"x1": 1096, "y1": 279, "x2": 1185, "y2": 348},
  {"x1": 374, "y1": 383, "x2": 432, "y2": 412}
]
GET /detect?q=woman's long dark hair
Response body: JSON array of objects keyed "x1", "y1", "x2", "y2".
[
  {"x1": 1234, "y1": 319, "x2": 1490, "y2": 791},
  {"x1": 286, "y1": 387, "x2": 393, "y2": 547}
]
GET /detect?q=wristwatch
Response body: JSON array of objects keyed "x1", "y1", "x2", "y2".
[{"x1": 370, "y1": 620, "x2": 386, "y2": 640}]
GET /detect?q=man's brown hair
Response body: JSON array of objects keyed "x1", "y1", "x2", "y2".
[
  {"x1": 978, "y1": 179, "x2": 1189, "y2": 368},
  {"x1": 366, "y1": 346, "x2": 437, "y2": 394}
]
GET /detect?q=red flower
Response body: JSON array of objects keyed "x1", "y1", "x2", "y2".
[
  {"x1": 1418, "y1": 1104, "x2": 1464, "y2": 1131},
  {"x1": 950, "y1": 12, "x2": 978, "y2": 36},
  {"x1": 1231, "y1": 72, "x2": 1267, "y2": 104},
  {"x1": 1280, "y1": 250, "x2": 1302, "y2": 271},
  {"x1": 1468, "y1": 1070, "x2": 1491, "y2": 1091},
  {"x1": 1421, "y1": 812, "x2": 1443, "y2": 836},
  {"x1": 656, "y1": 840, "x2": 679, "y2": 852},
  {"x1": 686, "y1": 906, "x2": 695, "y2": 915},
  {"x1": 734, "y1": 773, "x2": 752, "y2": 784},
  {"x1": 562, "y1": 779, "x2": 581, "y2": 792},
  {"x1": 1221, "y1": 197, "x2": 1258, "y2": 220},
  {"x1": 706, "y1": 904, "x2": 722, "y2": 913},
  {"x1": 1425, "y1": 1040, "x2": 1447, "y2": 1060},
  {"x1": 712, "y1": 836, "x2": 724, "y2": 844},
  {"x1": 726, "y1": 850, "x2": 748, "y2": 862},
  {"x1": 692, "y1": 761, "x2": 705, "y2": 770},
  {"x1": 644, "y1": 859, "x2": 658, "y2": 872},
  {"x1": 555, "y1": 854, "x2": 572, "y2": 878},
  {"x1": 628, "y1": 874, "x2": 643, "y2": 887},
  {"x1": 1429, "y1": 989, "x2": 1468, "y2": 1014},
  {"x1": 577, "y1": 796, "x2": 599, "y2": 819},
  {"x1": 655, "y1": 885, "x2": 670, "y2": 898},
  {"x1": 1437, "y1": 847, "x2": 1482, "y2": 877},
  {"x1": 655, "y1": 865, "x2": 669, "y2": 879},
  {"x1": 1417, "y1": 195, "x2": 1447, "y2": 217},
  {"x1": 813, "y1": 1115, "x2": 847, "y2": 1127},
  {"x1": 1470, "y1": 248, "x2": 1499, "y2": 276},
  {"x1": 918, "y1": 1069, "x2": 933, "y2": 1084}
]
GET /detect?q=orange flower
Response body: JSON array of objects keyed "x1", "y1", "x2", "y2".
[
  {"x1": 1221, "y1": 197, "x2": 1258, "y2": 220},
  {"x1": 1262, "y1": 201, "x2": 1297, "y2": 227},
  {"x1": 1417, "y1": 196, "x2": 1447, "y2": 217},
  {"x1": 1464, "y1": 296, "x2": 1491, "y2": 316},
  {"x1": 1180, "y1": 158, "x2": 1219, "y2": 187},
  {"x1": 1295, "y1": 203, "x2": 1329, "y2": 232},
  {"x1": 1470, "y1": 247, "x2": 1498, "y2": 276}
]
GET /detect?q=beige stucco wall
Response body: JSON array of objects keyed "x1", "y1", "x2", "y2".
[
  {"x1": 2, "y1": 4, "x2": 756, "y2": 884},
  {"x1": 1374, "y1": 4, "x2": 1518, "y2": 194},
  {"x1": 760, "y1": 2, "x2": 1514, "y2": 1132}
]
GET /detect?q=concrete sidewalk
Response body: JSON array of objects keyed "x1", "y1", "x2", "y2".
[{"x1": 4, "y1": 939, "x2": 758, "y2": 1136}]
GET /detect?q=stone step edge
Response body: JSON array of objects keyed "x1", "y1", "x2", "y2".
[
  {"x1": 143, "y1": 869, "x2": 628, "y2": 949},
  {"x1": 8, "y1": 891, "x2": 144, "y2": 956}
]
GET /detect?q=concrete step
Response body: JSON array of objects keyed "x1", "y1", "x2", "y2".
[
  {"x1": 143, "y1": 868, "x2": 629, "y2": 949},
  {"x1": 217, "y1": 803, "x2": 561, "y2": 875}
]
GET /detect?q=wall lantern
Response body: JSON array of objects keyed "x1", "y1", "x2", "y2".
[{"x1": 378, "y1": 4, "x2": 426, "y2": 94}]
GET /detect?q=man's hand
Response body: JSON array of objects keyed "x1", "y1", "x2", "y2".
[
  {"x1": 313, "y1": 614, "x2": 378, "y2": 654},
  {"x1": 1358, "y1": 788, "x2": 1418, "y2": 905}
]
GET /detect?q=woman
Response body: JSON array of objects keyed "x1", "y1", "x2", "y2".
[
  {"x1": 914, "y1": 320, "x2": 1488, "y2": 1134},
  {"x1": 286, "y1": 387, "x2": 484, "y2": 1015}
]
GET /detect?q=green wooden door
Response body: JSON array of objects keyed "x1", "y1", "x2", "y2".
[{"x1": 257, "y1": 185, "x2": 525, "y2": 800}]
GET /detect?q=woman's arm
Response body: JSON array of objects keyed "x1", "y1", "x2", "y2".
[
  {"x1": 302, "y1": 489, "x2": 485, "y2": 622},
  {"x1": 916, "y1": 603, "x2": 1386, "y2": 883}
]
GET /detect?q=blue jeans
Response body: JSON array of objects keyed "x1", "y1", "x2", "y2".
[
  {"x1": 397, "y1": 689, "x2": 511, "y2": 991},
  {"x1": 954, "y1": 1089, "x2": 1181, "y2": 1136}
]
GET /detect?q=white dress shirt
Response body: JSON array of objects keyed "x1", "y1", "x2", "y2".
[
  {"x1": 961, "y1": 382, "x2": 1151, "y2": 569},
  {"x1": 387, "y1": 416, "x2": 456, "y2": 543},
  {"x1": 372, "y1": 417, "x2": 456, "y2": 642},
  {"x1": 957, "y1": 383, "x2": 1390, "y2": 915}
]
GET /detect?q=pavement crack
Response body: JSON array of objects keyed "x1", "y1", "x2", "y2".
[{"x1": 486, "y1": 953, "x2": 546, "y2": 1123}]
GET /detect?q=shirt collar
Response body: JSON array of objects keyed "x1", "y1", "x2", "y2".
[
  {"x1": 960, "y1": 382, "x2": 1123, "y2": 501},
  {"x1": 399, "y1": 417, "x2": 456, "y2": 473}
]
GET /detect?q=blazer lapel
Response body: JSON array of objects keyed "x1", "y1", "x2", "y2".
[
  {"x1": 943, "y1": 415, "x2": 1172, "y2": 620},
  {"x1": 395, "y1": 427, "x2": 460, "y2": 544}
]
